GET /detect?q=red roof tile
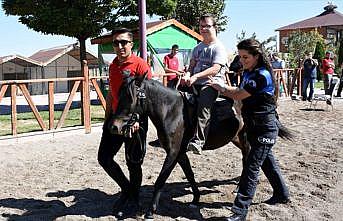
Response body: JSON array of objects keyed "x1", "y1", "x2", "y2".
[{"x1": 276, "y1": 9, "x2": 343, "y2": 31}]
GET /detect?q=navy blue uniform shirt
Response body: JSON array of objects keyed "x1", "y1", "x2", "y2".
[{"x1": 239, "y1": 67, "x2": 276, "y2": 116}]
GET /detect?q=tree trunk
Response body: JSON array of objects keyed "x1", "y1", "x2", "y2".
[
  {"x1": 79, "y1": 38, "x2": 87, "y2": 70},
  {"x1": 78, "y1": 37, "x2": 87, "y2": 125}
]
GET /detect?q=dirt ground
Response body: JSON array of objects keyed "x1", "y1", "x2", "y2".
[{"x1": 0, "y1": 98, "x2": 342, "y2": 221}]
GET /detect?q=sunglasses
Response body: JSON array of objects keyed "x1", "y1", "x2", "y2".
[{"x1": 112, "y1": 40, "x2": 132, "y2": 47}]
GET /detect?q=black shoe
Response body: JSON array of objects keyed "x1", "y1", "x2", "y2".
[
  {"x1": 114, "y1": 198, "x2": 140, "y2": 219},
  {"x1": 334, "y1": 94, "x2": 341, "y2": 97},
  {"x1": 264, "y1": 196, "x2": 290, "y2": 205},
  {"x1": 113, "y1": 193, "x2": 129, "y2": 216},
  {"x1": 326, "y1": 99, "x2": 332, "y2": 105},
  {"x1": 149, "y1": 139, "x2": 161, "y2": 147},
  {"x1": 225, "y1": 213, "x2": 247, "y2": 221}
]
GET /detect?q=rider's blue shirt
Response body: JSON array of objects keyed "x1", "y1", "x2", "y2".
[{"x1": 239, "y1": 67, "x2": 276, "y2": 115}]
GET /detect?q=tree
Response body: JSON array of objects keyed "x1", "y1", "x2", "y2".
[
  {"x1": 313, "y1": 40, "x2": 326, "y2": 80},
  {"x1": 165, "y1": 0, "x2": 228, "y2": 33},
  {"x1": 338, "y1": 38, "x2": 343, "y2": 67},
  {"x1": 235, "y1": 30, "x2": 275, "y2": 56},
  {"x1": 287, "y1": 30, "x2": 324, "y2": 68},
  {"x1": 1, "y1": 0, "x2": 177, "y2": 67}
]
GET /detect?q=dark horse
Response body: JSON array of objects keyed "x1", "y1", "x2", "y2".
[{"x1": 111, "y1": 74, "x2": 292, "y2": 219}]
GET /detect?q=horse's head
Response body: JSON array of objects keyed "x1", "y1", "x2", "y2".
[{"x1": 109, "y1": 72, "x2": 148, "y2": 137}]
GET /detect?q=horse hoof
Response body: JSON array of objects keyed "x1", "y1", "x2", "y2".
[
  {"x1": 232, "y1": 185, "x2": 239, "y2": 195},
  {"x1": 189, "y1": 203, "x2": 198, "y2": 209},
  {"x1": 144, "y1": 211, "x2": 154, "y2": 221}
]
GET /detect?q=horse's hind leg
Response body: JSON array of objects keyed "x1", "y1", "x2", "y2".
[
  {"x1": 177, "y1": 152, "x2": 200, "y2": 205},
  {"x1": 231, "y1": 128, "x2": 250, "y2": 193},
  {"x1": 232, "y1": 128, "x2": 250, "y2": 166}
]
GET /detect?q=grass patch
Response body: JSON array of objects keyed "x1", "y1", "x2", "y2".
[
  {"x1": 0, "y1": 105, "x2": 105, "y2": 136},
  {"x1": 315, "y1": 81, "x2": 323, "y2": 89}
]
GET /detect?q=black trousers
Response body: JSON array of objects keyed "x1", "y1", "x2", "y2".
[
  {"x1": 97, "y1": 116, "x2": 148, "y2": 200},
  {"x1": 232, "y1": 114, "x2": 289, "y2": 215}
]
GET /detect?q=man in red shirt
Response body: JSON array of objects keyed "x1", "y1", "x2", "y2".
[
  {"x1": 97, "y1": 28, "x2": 152, "y2": 218},
  {"x1": 322, "y1": 51, "x2": 335, "y2": 95},
  {"x1": 163, "y1": 44, "x2": 183, "y2": 89}
]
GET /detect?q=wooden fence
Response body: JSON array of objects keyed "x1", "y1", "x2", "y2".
[{"x1": 0, "y1": 61, "x2": 303, "y2": 136}]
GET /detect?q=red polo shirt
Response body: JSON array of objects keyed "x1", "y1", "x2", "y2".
[
  {"x1": 322, "y1": 58, "x2": 334, "y2": 75},
  {"x1": 109, "y1": 54, "x2": 152, "y2": 112},
  {"x1": 163, "y1": 54, "x2": 179, "y2": 81}
]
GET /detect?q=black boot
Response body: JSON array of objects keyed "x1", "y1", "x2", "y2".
[
  {"x1": 264, "y1": 196, "x2": 290, "y2": 205},
  {"x1": 225, "y1": 213, "x2": 247, "y2": 221},
  {"x1": 113, "y1": 193, "x2": 129, "y2": 218}
]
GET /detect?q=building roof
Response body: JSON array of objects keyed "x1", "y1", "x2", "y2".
[
  {"x1": 0, "y1": 54, "x2": 42, "y2": 67},
  {"x1": 91, "y1": 19, "x2": 203, "y2": 45},
  {"x1": 29, "y1": 44, "x2": 99, "y2": 66},
  {"x1": 276, "y1": 5, "x2": 343, "y2": 31}
]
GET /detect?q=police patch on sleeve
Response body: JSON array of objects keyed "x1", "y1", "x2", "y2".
[
  {"x1": 247, "y1": 79, "x2": 257, "y2": 88},
  {"x1": 257, "y1": 136, "x2": 275, "y2": 145}
]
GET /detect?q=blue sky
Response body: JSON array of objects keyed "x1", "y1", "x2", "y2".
[{"x1": 0, "y1": 0, "x2": 342, "y2": 57}]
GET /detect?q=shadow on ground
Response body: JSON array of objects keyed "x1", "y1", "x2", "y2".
[{"x1": 0, "y1": 177, "x2": 239, "y2": 221}]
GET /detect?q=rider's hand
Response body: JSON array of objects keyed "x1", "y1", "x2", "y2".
[
  {"x1": 209, "y1": 77, "x2": 226, "y2": 93},
  {"x1": 188, "y1": 75, "x2": 198, "y2": 86},
  {"x1": 181, "y1": 73, "x2": 190, "y2": 86}
]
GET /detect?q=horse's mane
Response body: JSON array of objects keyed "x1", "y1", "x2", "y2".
[{"x1": 144, "y1": 79, "x2": 182, "y2": 100}]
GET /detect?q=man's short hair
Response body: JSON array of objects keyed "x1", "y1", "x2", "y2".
[
  {"x1": 112, "y1": 28, "x2": 133, "y2": 41},
  {"x1": 200, "y1": 13, "x2": 217, "y2": 27},
  {"x1": 172, "y1": 44, "x2": 179, "y2": 50}
]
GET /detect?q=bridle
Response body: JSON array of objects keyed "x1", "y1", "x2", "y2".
[{"x1": 121, "y1": 78, "x2": 147, "y2": 164}]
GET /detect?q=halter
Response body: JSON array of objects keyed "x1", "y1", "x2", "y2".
[{"x1": 122, "y1": 79, "x2": 147, "y2": 164}]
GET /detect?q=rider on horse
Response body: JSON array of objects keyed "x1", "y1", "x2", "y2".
[{"x1": 182, "y1": 14, "x2": 228, "y2": 155}]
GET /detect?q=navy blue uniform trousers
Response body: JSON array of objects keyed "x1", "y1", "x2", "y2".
[{"x1": 232, "y1": 113, "x2": 289, "y2": 215}]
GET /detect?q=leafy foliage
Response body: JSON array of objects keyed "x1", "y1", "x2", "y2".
[
  {"x1": 313, "y1": 40, "x2": 326, "y2": 80},
  {"x1": 235, "y1": 30, "x2": 276, "y2": 56},
  {"x1": 1, "y1": 0, "x2": 176, "y2": 64},
  {"x1": 165, "y1": 0, "x2": 228, "y2": 33},
  {"x1": 338, "y1": 38, "x2": 343, "y2": 66},
  {"x1": 287, "y1": 30, "x2": 324, "y2": 68}
]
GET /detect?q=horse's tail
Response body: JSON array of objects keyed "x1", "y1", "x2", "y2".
[{"x1": 276, "y1": 116, "x2": 294, "y2": 141}]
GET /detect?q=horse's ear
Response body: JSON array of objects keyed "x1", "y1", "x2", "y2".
[{"x1": 135, "y1": 71, "x2": 148, "y2": 87}]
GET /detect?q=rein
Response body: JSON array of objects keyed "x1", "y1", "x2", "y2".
[
  {"x1": 124, "y1": 82, "x2": 147, "y2": 164},
  {"x1": 126, "y1": 126, "x2": 146, "y2": 164}
]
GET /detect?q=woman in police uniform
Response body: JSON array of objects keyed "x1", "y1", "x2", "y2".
[{"x1": 210, "y1": 39, "x2": 289, "y2": 221}]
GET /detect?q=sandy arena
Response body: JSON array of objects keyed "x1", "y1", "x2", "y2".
[{"x1": 0, "y1": 98, "x2": 342, "y2": 221}]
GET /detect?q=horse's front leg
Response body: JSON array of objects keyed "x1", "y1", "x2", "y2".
[
  {"x1": 177, "y1": 152, "x2": 200, "y2": 205},
  {"x1": 144, "y1": 147, "x2": 179, "y2": 220}
]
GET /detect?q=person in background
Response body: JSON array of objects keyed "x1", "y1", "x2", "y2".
[
  {"x1": 181, "y1": 14, "x2": 227, "y2": 155},
  {"x1": 97, "y1": 28, "x2": 152, "y2": 218},
  {"x1": 302, "y1": 52, "x2": 318, "y2": 101},
  {"x1": 322, "y1": 51, "x2": 335, "y2": 95},
  {"x1": 271, "y1": 52, "x2": 286, "y2": 69},
  {"x1": 335, "y1": 62, "x2": 343, "y2": 97},
  {"x1": 163, "y1": 44, "x2": 184, "y2": 89},
  {"x1": 210, "y1": 39, "x2": 289, "y2": 221},
  {"x1": 271, "y1": 52, "x2": 286, "y2": 96}
]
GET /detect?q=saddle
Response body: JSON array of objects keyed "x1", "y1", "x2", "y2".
[{"x1": 180, "y1": 92, "x2": 235, "y2": 124}]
